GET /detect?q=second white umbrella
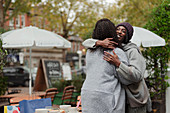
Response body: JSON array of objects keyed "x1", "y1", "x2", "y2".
[{"x1": 131, "y1": 26, "x2": 165, "y2": 47}]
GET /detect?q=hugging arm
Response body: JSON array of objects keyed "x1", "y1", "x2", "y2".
[
  {"x1": 82, "y1": 38, "x2": 117, "y2": 49},
  {"x1": 104, "y1": 48, "x2": 145, "y2": 84},
  {"x1": 82, "y1": 39, "x2": 98, "y2": 48},
  {"x1": 116, "y1": 48, "x2": 145, "y2": 82},
  {"x1": 108, "y1": 49, "x2": 134, "y2": 85}
]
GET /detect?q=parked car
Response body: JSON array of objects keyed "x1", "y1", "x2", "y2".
[{"x1": 3, "y1": 66, "x2": 32, "y2": 87}]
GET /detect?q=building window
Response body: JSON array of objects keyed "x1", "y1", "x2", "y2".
[
  {"x1": 9, "y1": 10, "x2": 14, "y2": 26},
  {"x1": 15, "y1": 15, "x2": 20, "y2": 27},
  {"x1": 39, "y1": 19, "x2": 41, "y2": 28},
  {"x1": 33, "y1": 21, "x2": 36, "y2": 26},
  {"x1": 43, "y1": 23, "x2": 45, "y2": 28},
  {"x1": 71, "y1": 43, "x2": 73, "y2": 52},
  {"x1": 21, "y1": 15, "x2": 25, "y2": 27},
  {"x1": 78, "y1": 42, "x2": 80, "y2": 50},
  {"x1": 74, "y1": 42, "x2": 77, "y2": 52}
]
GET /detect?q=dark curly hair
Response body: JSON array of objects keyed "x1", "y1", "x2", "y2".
[{"x1": 91, "y1": 18, "x2": 122, "y2": 52}]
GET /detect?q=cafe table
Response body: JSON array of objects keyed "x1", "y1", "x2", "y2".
[
  {"x1": 0, "y1": 91, "x2": 46, "y2": 105},
  {"x1": 0, "y1": 93, "x2": 22, "y2": 99},
  {"x1": 0, "y1": 91, "x2": 46, "y2": 99},
  {"x1": 10, "y1": 95, "x2": 42, "y2": 105}
]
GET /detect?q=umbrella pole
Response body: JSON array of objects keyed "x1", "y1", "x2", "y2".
[{"x1": 29, "y1": 48, "x2": 32, "y2": 95}]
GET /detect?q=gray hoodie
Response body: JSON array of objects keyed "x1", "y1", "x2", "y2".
[
  {"x1": 81, "y1": 48, "x2": 128, "y2": 113},
  {"x1": 120, "y1": 43, "x2": 151, "y2": 110}
]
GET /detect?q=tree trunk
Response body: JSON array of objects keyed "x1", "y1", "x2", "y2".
[
  {"x1": 0, "y1": 0, "x2": 4, "y2": 28},
  {"x1": 63, "y1": 29, "x2": 68, "y2": 39}
]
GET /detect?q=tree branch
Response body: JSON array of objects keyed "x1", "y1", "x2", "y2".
[
  {"x1": 67, "y1": 12, "x2": 79, "y2": 30},
  {"x1": 60, "y1": 11, "x2": 65, "y2": 29},
  {"x1": 4, "y1": 0, "x2": 11, "y2": 13},
  {"x1": 65, "y1": 2, "x2": 73, "y2": 27}
]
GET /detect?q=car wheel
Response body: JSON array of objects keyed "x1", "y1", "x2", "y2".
[{"x1": 24, "y1": 81, "x2": 29, "y2": 87}]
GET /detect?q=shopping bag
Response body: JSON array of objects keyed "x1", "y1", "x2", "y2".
[
  {"x1": 4, "y1": 105, "x2": 20, "y2": 113},
  {"x1": 19, "y1": 98, "x2": 52, "y2": 113}
]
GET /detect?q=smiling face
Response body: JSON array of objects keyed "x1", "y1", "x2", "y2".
[{"x1": 116, "y1": 26, "x2": 127, "y2": 43}]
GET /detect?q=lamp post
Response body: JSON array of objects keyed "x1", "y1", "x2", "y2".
[{"x1": 77, "y1": 50, "x2": 82, "y2": 69}]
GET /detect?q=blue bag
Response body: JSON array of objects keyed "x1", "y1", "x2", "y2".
[{"x1": 19, "y1": 98, "x2": 52, "y2": 113}]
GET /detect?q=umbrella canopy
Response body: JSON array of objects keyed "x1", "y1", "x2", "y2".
[
  {"x1": 1, "y1": 26, "x2": 71, "y2": 95},
  {"x1": 130, "y1": 26, "x2": 166, "y2": 47},
  {"x1": 2, "y1": 26, "x2": 71, "y2": 48},
  {"x1": 130, "y1": 26, "x2": 166, "y2": 78}
]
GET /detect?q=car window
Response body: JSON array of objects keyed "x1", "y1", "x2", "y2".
[
  {"x1": 23, "y1": 69, "x2": 29, "y2": 73},
  {"x1": 17, "y1": 68, "x2": 24, "y2": 74},
  {"x1": 3, "y1": 68, "x2": 16, "y2": 73}
]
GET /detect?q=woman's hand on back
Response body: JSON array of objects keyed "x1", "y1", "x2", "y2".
[
  {"x1": 95, "y1": 38, "x2": 118, "y2": 49},
  {"x1": 103, "y1": 50, "x2": 121, "y2": 67}
]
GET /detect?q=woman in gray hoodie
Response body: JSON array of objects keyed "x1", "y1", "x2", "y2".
[
  {"x1": 82, "y1": 22, "x2": 152, "y2": 113},
  {"x1": 81, "y1": 19, "x2": 129, "y2": 113}
]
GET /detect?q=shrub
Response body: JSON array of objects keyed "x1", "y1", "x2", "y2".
[
  {"x1": 53, "y1": 79, "x2": 72, "y2": 92},
  {"x1": 72, "y1": 75, "x2": 84, "y2": 92},
  {"x1": 0, "y1": 31, "x2": 8, "y2": 95},
  {"x1": 142, "y1": 2, "x2": 170, "y2": 100},
  {"x1": 53, "y1": 75, "x2": 85, "y2": 93}
]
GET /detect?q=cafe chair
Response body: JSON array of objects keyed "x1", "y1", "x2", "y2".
[
  {"x1": 44, "y1": 88, "x2": 59, "y2": 104},
  {"x1": 61, "y1": 86, "x2": 76, "y2": 106},
  {"x1": 0, "y1": 97, "x2": 10, "y2": 107}
]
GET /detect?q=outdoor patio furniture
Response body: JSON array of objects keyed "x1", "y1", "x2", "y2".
[
  {"x1": 61, "y1": 86, "x2": 76, "y2": 106},
  {"x1": 0, "y1": 98, "x2": 10, "y2": 107},
  {"x1": 10, "y1": 95, "x2": 41, "y2": 105},
  {"x1": 44, "y1": 88, "x2": 59, "y2": 104}
]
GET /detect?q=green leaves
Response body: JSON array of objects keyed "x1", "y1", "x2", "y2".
[
  {"x1": 142, "y1": 2, "x2": 170, "y2": 100},
  {"x1": 0, "y1": 33, "x2": 8, "y2": 95},
  {"x1": 106, "y1": 0, "x2": 165, "y2": 27},
  {"x1": 32, "y1": 0, "x2": 108, "y2": 38},
  {"x1": 0, "y1": 76, "x2": 8, "y2": 95}
]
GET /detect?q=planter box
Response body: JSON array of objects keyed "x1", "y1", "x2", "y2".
[{"x1": 151, "y1": 100, "x2": 165, "y2": 113}]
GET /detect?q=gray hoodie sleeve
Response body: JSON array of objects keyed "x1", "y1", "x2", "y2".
[
  {"x1": 116, "y1": 48, "x2": 146, "y2": 83},
  {"x1": 82, "y1": 38, "x2": 98, "y2": 48},
  {"x1": 114, "y1": 49, "x2": 134, "y2": 85}
]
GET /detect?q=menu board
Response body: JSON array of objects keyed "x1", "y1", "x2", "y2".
[
  {"x1": 43, "y1": 60, "x2": 61, "y2": 87},
  {"x1": 33, "y1": 59, "x2": 61, "y2": 91}
]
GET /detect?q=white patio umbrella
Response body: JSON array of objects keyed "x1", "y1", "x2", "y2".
[
  {"x1": 130, "y1": 26, "x2": 166, "y2": 47},
  {"x1": 130, "y1": 26, "x2": 166, "y2": 78},
  {"x1": 1, "y1": 26, "x2": 71, "y2": 95}
]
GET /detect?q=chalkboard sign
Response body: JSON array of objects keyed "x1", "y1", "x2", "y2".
[
  {"x1": 33, "y1": 59, "x2": 61, "y2": 91},
  {"x1": 43, "y1": 60, "x2": 61, "y2": 87}
]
